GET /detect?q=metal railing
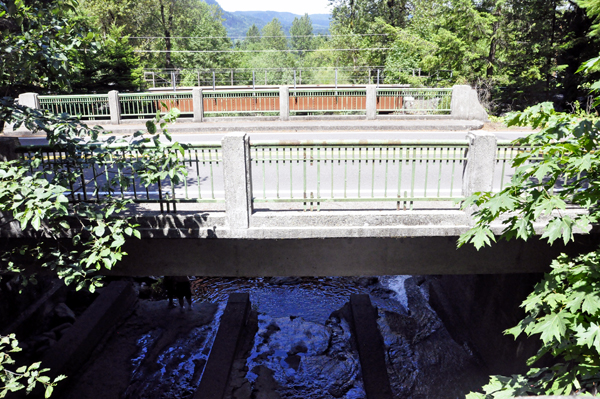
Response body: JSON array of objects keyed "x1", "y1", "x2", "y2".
[
  {"x1": 203, "y1": 89, "x2": 280, "y2": 116},
  {"x1": 377, "y1": 88, "x2": 452, "y2": 114},
  {"x1": 39, "y1": 95, "x2": 111, "y2": 120},
  {"x1": 119, "y1": 92, "x2": 194, "y2": 119},
  {"x1": 142, "y1": 67, "x2": 454, "y2": 88},
  {"x1": 250, "y1": 140, "x2": 469, "y2": 210},
  {"x1": 289, "y1": 88, "x2": 367, "y2": 115},
  {"x1": 17, "y1": 143, "x2": 224, "y2": 212}
]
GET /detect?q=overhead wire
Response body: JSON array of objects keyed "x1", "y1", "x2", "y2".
[
  {"x1": 134, "y1": 47, "x2": 393, "y2": 53},
  {"x1": 127, "y1": 33, "x2": 394, "y2": 40}
]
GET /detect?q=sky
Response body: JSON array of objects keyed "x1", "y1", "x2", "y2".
[{"x1": 217, "y1": 0, "x2": 331, "y2": 15}]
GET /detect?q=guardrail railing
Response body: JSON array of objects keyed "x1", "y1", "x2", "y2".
[
  {"x1": 250, "y1": 140, "x2": 469, "y2": 210},
  {"x1": 15, "y1": 136, "x2": 516, "y2": 213},
  {"x1": 203, "y1": 89, "x2": 280, "y2": 116},
  {"x1": 377, "y1": 88, "x2": 452, "y2": 114},
  {"x1": 119, "y1": 92, "x2": 194, "y2": 119},
  {"x1": 16, "y1": 143, "x2": 223, "y2": 213},
  {"x1": 17, "y1": 84, "x2": 490, "y2": 126},
  {"x1": 289, "y1": 88, "x2": 368, "y2": 115},
  {"x1": 39, "y1": 94, "x2": 111, "y2": 120}
]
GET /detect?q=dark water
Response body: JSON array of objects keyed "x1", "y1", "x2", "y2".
[{"x1": 125, "y1": 276, "x2": 481, "y2": 398}]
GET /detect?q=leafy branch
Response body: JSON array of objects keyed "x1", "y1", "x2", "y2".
[{"x1": 463, "y1": 102, "x2": 600, "y2": 397}]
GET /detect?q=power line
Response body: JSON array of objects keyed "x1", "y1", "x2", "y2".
[
  {"x1": 127, "y1": 33, "x2": 394, "y2": 40},
  {"x1": 134, "y1": 47, "x2": 392, "y2": 54}
]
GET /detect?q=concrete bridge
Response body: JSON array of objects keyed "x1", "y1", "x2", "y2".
[
  {"x1": 6, "y1": 84, "x2": 487, "y2": 135},
  {"x1": 1, "y1": 126, "x2": 593, "y2": 277}
]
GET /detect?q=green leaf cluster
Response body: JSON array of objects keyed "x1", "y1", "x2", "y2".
[
  {"x1": 0, "y1": 334, "x2": 66, "y2": 398},
  {"x1": 462, "y1": 99, "x2": 600, "y2": 396}
]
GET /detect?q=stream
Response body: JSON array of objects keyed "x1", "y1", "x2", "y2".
[{"x1": 123, "y1": 276, "x2": 485, "y2": 398}]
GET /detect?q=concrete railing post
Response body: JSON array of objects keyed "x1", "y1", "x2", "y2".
[
  {"x1": 451, "y1": 85, "x2": 488, "y2": 121},
  {"x1": 18, "y1": 92, "x2": 40, "y2": 109},
  {"x1": 222, "y1": 132, "x2": 253, "y2": 229},
  {"x1": 108, "y1": 90, "x2": 121, "y2": 125},
  {"x1": 462, "y1": 131, "x2": 497, "y2": 197},
  {"x1": 5, "y1": 93, "x2": 40, "y2": 133},
  {"x1": 192, "y1": 88, "x2": 203, "y2": 122},
  {"x1": 279, "y1": 86, "x2": 289, "y2": 121},
  {"x1": 366, "y1": 85, "x2": 377, "y2": 120}
]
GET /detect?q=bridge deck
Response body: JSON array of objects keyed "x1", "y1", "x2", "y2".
[{"x1": 7, "y1": 118, "x2": 484, "y2": 136}]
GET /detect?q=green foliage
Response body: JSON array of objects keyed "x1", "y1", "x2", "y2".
[
  {"x1": 72, "y1": 24, "x2": 144, "y2": 93},
  {"x1": 0, "y1": 0, "x2": 97, "y2": 97},
  {"x1": 467, "y1": 250, "x2": 600, "y2": 397},
  {"x1": 290, "y1": 14, "x2": 315, "y2": 55},
  {"x1": 260, "y1": 18, "x2": 287, "y2": 51},
  {"x1": 0, "y1": 334, "x2": 66, "y2": 398},
  {"x1": 461, "y1": 100, "x2": 600, "y2": 396}
]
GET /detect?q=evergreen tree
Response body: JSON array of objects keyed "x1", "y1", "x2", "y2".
[
  {"x1": 261, "y1": 18, "x2": 287, "y2": 51},
  {"x1": 290, "y1": 14, "x2": 315, "y2": 55}
]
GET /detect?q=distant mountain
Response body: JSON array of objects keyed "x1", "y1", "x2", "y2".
[{"x1": 202, "y1": 0, "x2": 330, "y2": 38}]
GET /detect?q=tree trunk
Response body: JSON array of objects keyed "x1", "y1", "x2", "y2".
[{"x1": 487, "y1": 5, "x2": 501, "y2": 78}]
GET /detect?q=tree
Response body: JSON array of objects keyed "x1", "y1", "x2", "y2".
[
  {"x1": 0, "y1": 0, "x2": 96, "y2": 97},
  {"x1": 260, "y1": 18, "x2": 287, "y2": 51},
  {"x1": 245, "y1": 24, "x2": 260, "y2": 46},
  {"x1": 290, "y1": 14, "x2": 314, "y2": 55},
  {"x1": 1, "y1": 0, "x2": 186, "y2": 397},
  {"x1": 461, "y1": 101, "x2": 600, "y2": 397},
  {"x1": 71, "y1": 24, "x2": 144, "y2": 93}
]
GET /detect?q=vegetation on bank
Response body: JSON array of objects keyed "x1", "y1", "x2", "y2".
[{"x1": 3, "y1": 0, "x2": 600, "y2": 112}]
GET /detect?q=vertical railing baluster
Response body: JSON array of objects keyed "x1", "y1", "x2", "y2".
[
  {"x1": 437, "y1": 147, "x2": 443, "y2": 197},
  {"x1": 357, "y1": 146, "x2": 362, "y2": 198},
  {"x1": 424, "y1": 146, "x2": 430, "y2": 198},
  {"x1": 209, "y1": 148, "x2": 215, "y2": 199}
]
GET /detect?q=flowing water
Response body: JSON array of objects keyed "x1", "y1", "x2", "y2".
[{"x1": 123, "y1": 276, "x2": 483, "y2": 398}]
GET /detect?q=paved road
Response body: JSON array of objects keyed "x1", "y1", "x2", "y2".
[{"x1": 20, "y1": 130, "x2": 525, "y2": 211}]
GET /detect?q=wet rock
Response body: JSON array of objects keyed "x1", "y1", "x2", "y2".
[
  {"x1": 53, "y1": 302, "x2": 76, "y2": 324},
  {"x1": 50, "y1": 322, "x2": 73, "y2": 340},
  {"x1": 251, "y1": 366, "x2": 282, "y2": 399},
  {"x1": 138, "y1": 282, "x2": 152, "y2": 299},
  {"x1": 404, "y1": 278, "x2": 442, "y2": 343},
  {"x1": 41, "y1": 331, "x2": 57, "y2": 341},
  {"x1": 354, "y1": 276, "x2": 379, "y2": 287},
  {"x1": 268, "y1": 277, "x2": 302, "y2": 286},
  {"x1": 232, "y1": 381, "x2": 252, "y2": 399}
]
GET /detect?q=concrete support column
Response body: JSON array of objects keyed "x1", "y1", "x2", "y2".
[
  {"x1": 192, "y1": 88, "x2": 203, "y2": 122},
  {"x1": 366, "y1": 85, "x2": 377, "y2": 120},
  {"x1": 222, "y1": 132, "x2": 253, "y2": 229},
  {"x1": 279, "y1": 86, "x2": 289, "y2": 121},
  {"x1": 451, "y1": 85, "x2": 488, "y2": 121},
  {"x1": 108, "y1": 90, "x2": 121, "y2": 125},
  {"x1": 462, "y1": 131, "x2": 497, "y2": 197}
]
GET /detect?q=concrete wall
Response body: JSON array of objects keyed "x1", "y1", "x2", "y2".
[{"x1": 107, "y1": 233, "x2": 598, "y2": 276}]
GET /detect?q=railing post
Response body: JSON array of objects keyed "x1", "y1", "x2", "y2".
[
  {"x1": 451, "y1": 85, "x2": 488, "y2": 121},
  {"x1": 18, "y1": 92, "x2": 40, "y2": 109},
  {"x1": 279, "y1": 86, "x2": 290, "y2": 121},
  {"x1": 192, "y1": 88, "x2": 203, "y2": 122},
  {"x1": 5, "y1": 93, "x2": 40, "y2": 133},
  {"x1": 462, "y1": 131, "x2": 497, "y2": 197},
  {"x1": 108, "y1": 90, "x2": 121, "y2": 125},
  {"x1": 222, "y1": 132, "x2": 253, "y2": 230},
  {"x1": 366, "y1": 85, "x2": 377, "y2": 120}
]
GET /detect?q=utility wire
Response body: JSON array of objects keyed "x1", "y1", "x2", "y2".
[
  {"x1": 127, "y1": 33, "x2": 394, "y2": 40},
  {"x1": 134, "y1": 47, "x2": 392, "y2": 54}
]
